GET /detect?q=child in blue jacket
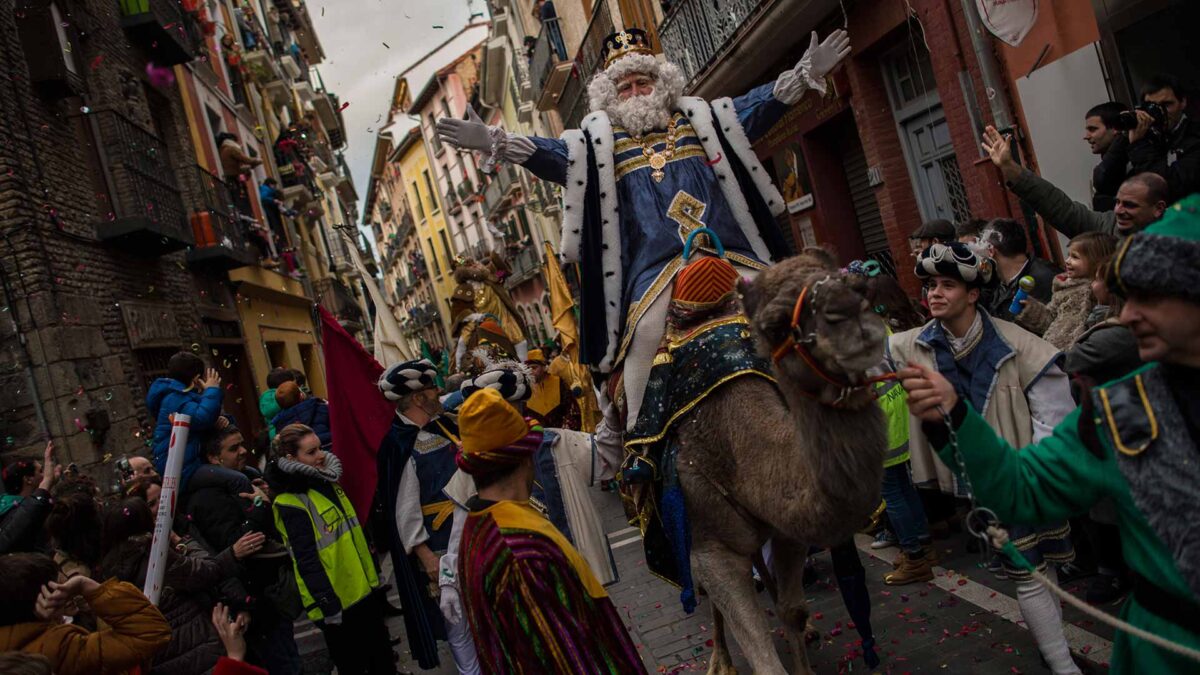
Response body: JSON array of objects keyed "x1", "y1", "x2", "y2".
[{"x1": 146, "y1": 352, "x2": 225, "y2": 487}]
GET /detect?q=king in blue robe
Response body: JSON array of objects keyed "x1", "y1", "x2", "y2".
[{"x1": 438, "y1": 26, "x2": 851, "y2": 430}]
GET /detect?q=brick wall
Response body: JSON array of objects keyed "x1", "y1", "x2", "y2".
[{"x1": 0, "y1": 2, "x2": 214, "y2": 471}]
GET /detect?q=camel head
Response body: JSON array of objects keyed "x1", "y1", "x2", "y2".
[{"x1": 741, "y1": 249, "x2": 887, "y2": 408}]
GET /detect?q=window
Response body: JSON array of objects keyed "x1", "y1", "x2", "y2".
[
  {"x1": 427, "y1": 237, "x2": 441, "y2": 276},
  {"x1": 439, "y1": 230, "x2": 454, "y2": 266},
  {"x1": 410, "y1": 181, "x2": 426, "y2": 220},
  {"x1": 423, "y1": 170, "x2": 440, "y2": 213}
]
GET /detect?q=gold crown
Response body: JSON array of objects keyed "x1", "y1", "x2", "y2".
[{"x1": 602, "y1": 29, "x2": 654, "y2": 69}]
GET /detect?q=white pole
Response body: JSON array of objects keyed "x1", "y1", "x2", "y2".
[{"x1": 143, "y1": 413, "x2": 190, "y2": 605}]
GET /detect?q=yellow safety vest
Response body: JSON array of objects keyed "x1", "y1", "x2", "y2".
[{"x1": 273, "y1": 484, "x2": 379, "y2": 621}]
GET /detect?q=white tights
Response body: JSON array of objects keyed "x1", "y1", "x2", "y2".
[{"x1": 1015, "y1": 568, "x2": 1080, "y2": 675}]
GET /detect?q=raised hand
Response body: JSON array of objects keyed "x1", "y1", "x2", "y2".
[
  {"x1": 202, "y1": 367, "x2": 222, "y2": 390},
  {"x1": 232, "y1": 531, "x2": 267, "y2": 559},
  {"x1": 212, "y1": 603, "x2": 251, "y2": 661},
  {"x1": 436, "y1": 106, "x2": 492, "y2": 152},
  {"x1": 806, "y1": 29, "x2": 851, "y2": 80},
  {"x1": 38, "y1": 441, "x2": 59, "y2": 492},
  {"x1": 981, "y1": 125, "x2": 1022, "y2": 182}
]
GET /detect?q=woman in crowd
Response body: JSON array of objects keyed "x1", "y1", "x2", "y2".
[
  {"x1": 0, "y1": 552, "x2": 171, "y2": 673},
  {"x1": 99, "y1": 496, "x2": 265, "y2": 675},
  {"x1": 266, "y1": 423, "x2": 395, "y2": 674}
]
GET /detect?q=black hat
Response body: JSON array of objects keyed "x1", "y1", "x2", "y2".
[
  {"x1": 601, "y1": 28, "x2": 654, "y2": 70},
  {"x1": 909, "y1": 219, "x2": 957, "y2": 242}
]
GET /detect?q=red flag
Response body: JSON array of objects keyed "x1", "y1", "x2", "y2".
[{"x1": 318, "y1": 306, "x2": 395, "y2": 520}]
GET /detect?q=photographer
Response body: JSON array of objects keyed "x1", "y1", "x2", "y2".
[
  {"x1": 1084, "y1": 102, "x2": 1131, "y2": 211},
  {"x1": 1126, "y1": 74, "x2": 1199, "y2": 202}
]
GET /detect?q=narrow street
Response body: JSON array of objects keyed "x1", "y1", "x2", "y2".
[{"x1": 299, "y1": 486, "x2": 1116, "y2": 674}]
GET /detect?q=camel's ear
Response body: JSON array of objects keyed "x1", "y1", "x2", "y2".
[{"x1": 738, "y1": 277, "x2": 759, "y2": 316}]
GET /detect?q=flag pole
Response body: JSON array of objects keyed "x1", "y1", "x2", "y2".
[{"x1": 143, "y1": 413, "x2": 189, "y2": 604}]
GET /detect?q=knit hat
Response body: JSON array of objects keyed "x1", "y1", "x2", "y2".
[
  {"x1": 525, "y1": 349, "x2": 547, "y2": 365},
  {"x1": 274, "y1": 381, "x2": 302, "y2": 409},
  {"x1": 456, "y1": 388, "x2": 543, "y2": 475},
  {"x1": 460, "y1": 362, "x2": 533, "y2": 402},
  {"x1": 914, "y1": 242, "x2": 994, "y2": 288},
  {"x1": 1111, "y1": 194, "x2": 1200, "y2": 302},
  {"x1": 378, "y1": 358, "x2": 439, "y2": 401}
]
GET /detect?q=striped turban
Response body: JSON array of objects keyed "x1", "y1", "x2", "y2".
[
  {"x1": 914, "y1": 242, "x2": 994, "y2": 288},
  {"x1": 460, "y1": 362, "x2": 533, "y2": 403},
  {"x1": 456, "y1": 388, "x2": 544, "y2": 475},
  {"x1": 378, "y1": 358, "x2": 439, "y2": 401}
]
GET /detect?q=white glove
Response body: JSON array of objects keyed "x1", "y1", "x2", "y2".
[
  {"x1": 439, "y1": 584, "x2": 464, "y2": 626},
  {"x1": 804, "y1": 29, "x2": 851, "y2": 80},
  {"x1": 436, "y1": 107, "x2": 492, "y2": 152}
]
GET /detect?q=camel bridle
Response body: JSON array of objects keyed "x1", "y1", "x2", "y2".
[{"x1": 768, "y1": 276, "x2": 897, "y2": 405}]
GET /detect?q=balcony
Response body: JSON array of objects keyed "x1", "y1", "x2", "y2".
[
  {"x1": 505, "y1": 246, "x2": 542, "y2": 290},
  {"x1": 484, "y1": 165, "x2": 519, "y2": 216},
  {"x1": 312, "y1": 94, "x2": 345, "y2": 148},
  {"x1": 118, "y1": 0, "x2": 200, "y2": 66},
  {"x1": 396, "y1": 212, "x2": 415, "y2": 243},
  {"x1": 279, "y1": 53, "x2": 303, "y2": 80},
  {"x1": 530, "y1": 18, "x2": 574, "y2": 111},
  {"x1": 242, "y1": 49, "x2": 283, "y2": 85},
  {"x1": 556, "y1": 0, "x2": 612, "y2": 129},
  {"x1": 180, "y1": 164, "x2": 256, "y2": 270},
  {"x1": 86, "y1": 110, "x2": 192, "y2": 255},
  {"x1": 314, "y1": 277, "x2": 364, "y2": 329},
  {"x1": 658, "y1": 0, "x2": 769, "y2": 89}
]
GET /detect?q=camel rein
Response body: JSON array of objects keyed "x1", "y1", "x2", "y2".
[
  {"x1": 947, "y1": 410, "x2": 1200, "y2": 663},
  {"x1": 769, "y1": 281, "x2": 898, "y2": 404}
]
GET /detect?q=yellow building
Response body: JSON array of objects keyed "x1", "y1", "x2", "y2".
[{"x1": 391, "y1": 82, "x2": 458, "y2": 340}]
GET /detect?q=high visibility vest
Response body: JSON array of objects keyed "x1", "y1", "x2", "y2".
[
  {"x1": 877, "y1": 326, "x2": 911, "y2": 468},
  {"x1": 273, "y1": 484, "x2": 379, "y2": 621}
]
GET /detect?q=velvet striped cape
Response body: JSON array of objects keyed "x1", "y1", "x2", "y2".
[{"x1": 459, "y1": 499, "x2": 647, "y2": 674}]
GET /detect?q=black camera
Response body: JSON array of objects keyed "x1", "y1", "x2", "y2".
[{"x1": 1113, "y1": 101, "x2": 1168, "y2": 136}]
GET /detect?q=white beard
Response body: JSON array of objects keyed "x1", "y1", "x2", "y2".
[{"x1": 606, "y1": 87, "x2": 673, "y2": 137}]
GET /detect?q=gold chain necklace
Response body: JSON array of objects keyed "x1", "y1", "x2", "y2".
[{"x1": 635, "y1": 118, "x2": 677, "y2": 183}]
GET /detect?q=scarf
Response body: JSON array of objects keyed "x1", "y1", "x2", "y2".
[
  {"x1": 945, "y1": 311, "x2": 984, "y2": 357},
  {"x1": 277, "y1": 451, "x2": 343, "y2": 483}
]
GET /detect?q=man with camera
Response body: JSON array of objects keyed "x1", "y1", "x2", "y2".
[
  {"x1": 1126, "y1": 74, "x2": 1199, "y2": 202},
  {"x1": 1084, "y1": 102, "x2": 1132, "y2": 211}
]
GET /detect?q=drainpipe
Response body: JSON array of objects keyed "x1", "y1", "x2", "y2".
[
  {"x1": 957, "y1": 0, "x2": 1012, "y2": 130},
  {"x1": 958, "y1": 0, "x2": 1046, "y2": 257}
]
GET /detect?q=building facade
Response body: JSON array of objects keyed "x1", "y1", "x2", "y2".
[{"x1": 0, "y1": 0, "x2": 358, "y2": 473}]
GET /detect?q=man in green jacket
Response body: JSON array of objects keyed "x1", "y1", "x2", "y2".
[{"x1": 898, "y1": 194, "x2": 1200, "y2": 673}]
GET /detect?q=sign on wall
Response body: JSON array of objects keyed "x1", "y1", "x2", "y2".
[
  {"x1": 771, "y1": 142, "x2": 815, "y2": 213},
  {"x1": 121, "y1": 301, "x2": 179, "y2": 349}
]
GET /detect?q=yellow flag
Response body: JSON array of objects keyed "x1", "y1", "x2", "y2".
[{"x1": 544, "y1": 242, "x2": 578, "y2": 361}]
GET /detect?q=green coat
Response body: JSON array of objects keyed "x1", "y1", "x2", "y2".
[
  {"x1": 259, "y1": 389, "x2": 280, "y2": 440},
  {"x1": 935, "y1": 364, "x2": 1199, "y2": 673}
]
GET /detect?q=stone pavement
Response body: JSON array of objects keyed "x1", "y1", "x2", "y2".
[{"x1": 300, "y1": 485, "x2": 1116, "y2": 674}]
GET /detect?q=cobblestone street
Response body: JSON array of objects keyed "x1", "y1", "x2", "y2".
[{"x1": 300, "y1": 485, "x2": 1115, "y2": 674}]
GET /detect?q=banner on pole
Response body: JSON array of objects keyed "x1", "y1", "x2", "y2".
[{"x1": 143, "y1": 413, "x2": 190, "y2": 605}]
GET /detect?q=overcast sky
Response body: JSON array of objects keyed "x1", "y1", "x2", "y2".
[{"x1": 309, "y1": 0, "x2": 486, "y2": 227}]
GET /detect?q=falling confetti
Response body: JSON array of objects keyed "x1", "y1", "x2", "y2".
[
  {"x1": 105, "y1": 390, "x2": 114, "y2": 401},
  {"x1": 190, "y1": 343, "x2": 202, "y2": 353},
  {"x1": 432, "y1": 24, "x2": 444, "y2": 28},
  {"x1": 90, "y1": 54, "x2": 104, "y2": 70},
  {"x1": 338, "y1": 102, "x2": 350, "y2": 111},
  {"x1": 382, "y1": 42, "x2": 389, "y2": 49},
  {"x1": 79, "y1": 106, "x2": 90, "y2": 114}
]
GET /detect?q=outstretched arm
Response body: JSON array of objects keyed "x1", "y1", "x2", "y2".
[
  {"x1": 436, "y1": 109, "x2": 569, "y2": 185},
  {"x1": 736, "y1": 30, "x2": 850, "y2": 144}
]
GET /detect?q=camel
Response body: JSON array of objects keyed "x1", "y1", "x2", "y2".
[{"x1": 673, "y1": 250, "x2": 888, "y2": 674}]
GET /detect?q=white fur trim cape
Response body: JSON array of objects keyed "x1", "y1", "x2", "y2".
[{"x1": 558, "y1": 98, "x2": 786, "y2": 372}]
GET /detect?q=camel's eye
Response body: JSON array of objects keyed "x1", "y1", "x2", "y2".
[{"x1": 824, "y1": 312, "x2": 851, "y2": 324}]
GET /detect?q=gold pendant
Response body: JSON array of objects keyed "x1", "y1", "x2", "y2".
[{"x1": 649, "y1": 152, "x2": 666, "y2": 182}]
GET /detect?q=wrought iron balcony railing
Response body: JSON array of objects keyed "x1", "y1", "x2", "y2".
[
  {"x1": 179, "y1": 164, "x2": 256, "y2": 269},
  {"x1": 556, "y1": 0, "x2": 611, "y2": 128},
  {"x1": 87, "y1": 109, "x2": 192, "y2": 254},
  {"x1": 657, "y1": 0, "x2": 768, "y2": 89},
  {"x1": 118, "y1": 0, "x2": 201, "y2": 66},
  {"x1": 505, "y1": 246, "x2": 542, "y2": 290}
]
